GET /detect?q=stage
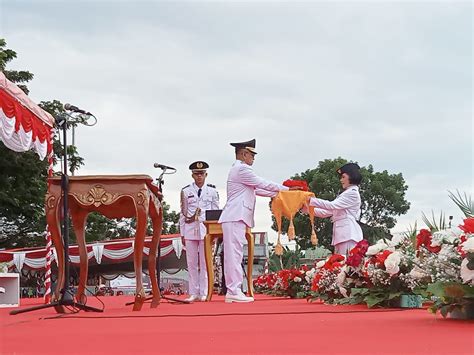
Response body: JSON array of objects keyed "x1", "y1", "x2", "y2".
[{"x1": 1, "y1": 295, "x2": 472, "y2": 354}]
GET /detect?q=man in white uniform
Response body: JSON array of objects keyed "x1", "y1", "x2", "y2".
[
  {"x1": 308, "y1": 163, "x2": 363, "y2": 255},
  {"x1": 180, "y1": 161, "x2": 220, "y2": 302},
  {"x1": 218, "y1": 139, "x2": 299, "y2": 303}
]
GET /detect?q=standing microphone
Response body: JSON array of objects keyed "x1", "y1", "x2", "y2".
[
  {"x1": 154, "y1": 163, "x2": 176, "y2": 171},
  {"x1": 64, "y1": 103, "x2": 92, "y2": 115}
]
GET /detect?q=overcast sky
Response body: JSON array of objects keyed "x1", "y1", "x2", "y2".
[{"x1": 1, "y1": 0, "x2": 472, "y2": 244}]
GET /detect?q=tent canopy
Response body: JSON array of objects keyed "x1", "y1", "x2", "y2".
[{"x1": 0, "y1": 71, "x2": 54, "y2": 160}]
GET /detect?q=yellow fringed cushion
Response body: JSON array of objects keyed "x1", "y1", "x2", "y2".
[{"x1": 271, "y1": 191, "x2": 318, "y2": 253}]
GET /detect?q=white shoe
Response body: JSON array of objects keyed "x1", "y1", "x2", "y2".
[
  {"x1": 199, "y1": 296, "x2": 207, "y2": 302},
  {"x1": 225, "y1": 293, "x2": 254, "y2": 303},
  {"x1": 184, "y1": 295, "x2": 200, "y2": 302}
]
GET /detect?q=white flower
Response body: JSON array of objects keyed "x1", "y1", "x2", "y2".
[
  {"x1": 336, "y1": 267, "x2": 346, "y2": 286},
  {"x1": 430, "y1": 235, "x2": 442, "y2": 247},
  {"x1": 460, "y1": 258, "x2": 474, "y2": 284},
  {"x1": 409, "y1": 266, "x2": 426, "y2": 280},
  {"x1": 293, "y1": 276, "x2": 302, "y2": 283},
  {"x1": 366, "y1": 240, "x2": 388, "y2": 256},
  {"x1": 388, "y1": 234, "x2": 404, "y2": 247},
  {"x1": 339, "y1": 286, "x2": 348, "y2": 298},
  {"x1": 316, "y1": 260, "x2": 325, "y2": 269},
  {"x1": 384, "y1": 251, "x2": 401, "y2": 275},
  {"x1": 461, "y1": 237, "x2": 474, "y2": 253}
]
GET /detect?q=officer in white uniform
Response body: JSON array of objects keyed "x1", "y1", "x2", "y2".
[
  {"x1": 218, "y1": 139, "x2": 298, "y2": 303},
  {"x1": 180, "y1": 161, "x2": 219, "y2": 302},
  {"x1": 308, "y1": 163, "x2": 363, "y2": 255}
]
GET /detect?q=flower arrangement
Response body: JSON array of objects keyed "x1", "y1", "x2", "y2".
[
  {"x1": 253, "y1": 265, "x2": 313, "y2": 298},
  {"x1": 255, "y1": 193, "x2": 474, "y2": 318},
  {"x1": 310, "y1": 254, "x2": 349, "y2": 303},
  {"x1": 307, "y1": 237, "x2": 424, "y2": 307},
  {"x1": 414, "y1": 218, "x2": 474, "y2": 318}
]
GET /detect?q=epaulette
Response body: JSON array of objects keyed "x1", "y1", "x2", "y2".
[
  {"x1": 181, "y1": 184, "x2": 190, "y2": 190},
  {"x1": 207, "y1": 184, "x2": 216, "y2": 188}
]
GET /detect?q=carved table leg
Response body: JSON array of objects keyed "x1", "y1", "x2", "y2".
[
  {"x1": 70, "y1": 207, "x2": 89, "y2": 304},
  {"x1": 148, "y1": 201, "x2": 163, "y2": 308},
  {"x1": 46, "y1": 198, "x2": 63, "y2": 302},
  {"x1": 132, "y1": 203, "x2": 148, "y2": 311}
]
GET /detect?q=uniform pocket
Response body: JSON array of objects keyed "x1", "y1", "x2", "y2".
[{"x1": 187, "y1": 197, "x2": 198, "y2": 206}]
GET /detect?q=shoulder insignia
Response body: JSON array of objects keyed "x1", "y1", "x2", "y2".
[
  {"x1": 181, "y1": 184, "x2": 190, "y2": 190},
  {"x1": 207, "y1": 184, "x2": 216, "y2": 188}
]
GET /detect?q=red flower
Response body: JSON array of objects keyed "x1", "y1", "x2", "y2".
[
  {"x1": 416, "y1": 229, "x2": 441, "y2": 254},
  {"x1": 311, "y1": 274, "x2": 322, "y2": 291},
  {"x1": 283, "y1": 179, "x2": 309, "y2": 191},
  {"x1": 374, "y1": 250, "x2": 392, "y2": 267},
  {"x1": 459, "y1": 218, "x2": 474, "y2": 234},
  {"x1": 457, "y1": 235, "x2": 468, "y2": 257},
  {"x1": 346, "y1": 254, "x2": 363, "y2": 267},
  {"x1": 327, "y1": 254, "x2": 345, "y2": 264},
  {"x1": 346, "y1": 240, "x2": 369, "y2": 267}
]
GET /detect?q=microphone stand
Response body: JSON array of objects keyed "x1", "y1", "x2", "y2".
[
  {"x1": 11, "y1": 111, "x2": 102, "y2": 315},
  {"x1": 126, "y1": 167, "x2": 190, "y2": 306}
]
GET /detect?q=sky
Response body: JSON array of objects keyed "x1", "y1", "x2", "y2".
[{"x1": 1, "y1": 0, "x2": 472, "y2": 245}]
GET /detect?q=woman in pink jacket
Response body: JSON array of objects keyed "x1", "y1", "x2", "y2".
[{"x1": 308, "y1": 163, "x2": 363, "y2": 255}]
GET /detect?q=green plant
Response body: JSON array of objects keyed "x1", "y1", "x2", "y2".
[
  {"x1": 427, "y1": 281, "x2": 474, "y2": 317},
  {"x1": 448, "y1": 190, "x2": 474, "y2": 218},
  {"x1": 421, "y1": 211, "x2": 446, "y2": 232}
]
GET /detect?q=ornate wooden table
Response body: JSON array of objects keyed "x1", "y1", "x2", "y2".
[
  {"x1": 203, "y1": 220, "x2": 254, "y2": 301},
  {"x1": 45, "y1": 175, "x2": 163, "y2": 311}
]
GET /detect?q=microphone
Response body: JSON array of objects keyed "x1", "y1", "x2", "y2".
[
  {"x1": 64, "y1": 103, "x2": 92, "y2": 115},
  {"x1": 154, "y1": 163, "x2": 176, "y2": 171}
]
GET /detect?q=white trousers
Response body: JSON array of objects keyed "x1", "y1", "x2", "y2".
[
  {"x1": 222, "y1": 221, "x2": 246, "y2": 296},
  {"x1": 334, "y1": 240, "x2": 357, "y2": 256},
  {"x1": 185, "y1": 239, "x2": 207, "y2": 297}
]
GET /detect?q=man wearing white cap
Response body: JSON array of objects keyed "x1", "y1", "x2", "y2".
[
  {"x1": 180, "y1": 161, "x2": 220, "y2": 302},
  {"x1": 219, "y1": 139, "x2": 300, "y2": 303}
]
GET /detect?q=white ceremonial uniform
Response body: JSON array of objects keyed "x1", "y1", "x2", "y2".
[
  {"x1": 218, "y1": 160, "x2": 289, "y2": 296},
  {"x1": 180, "y1": 182, "x2": 219, "y2": 297},
  {"x1": 309, "y1": 185, "x2": 363, "y2": 255}
]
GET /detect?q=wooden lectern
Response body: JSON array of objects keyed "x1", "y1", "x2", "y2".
[{"x1": 203, "y1": 220, "x2": 254, "y2": 301}]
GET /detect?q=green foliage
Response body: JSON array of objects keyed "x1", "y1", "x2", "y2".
[
  {"x1": 268, "y1": 246, "x2": 303, "y2": 272},
  {"x1": 272, "y1": 158, "x2": 410, "y2": 250},
  {"x1": 304, "y1": 246, "x2": 331, "y2": 259},
  {"x1": 0, "y1": 142, "x2": 49, "y2": 248},
  {"x1": 421, "y1": 210, "x2": 446, "y2": 232},
  {"x1": 0, "y1": 38, "x2": 34, "y2": 94},
  {"x1": 426, "y1": 281, "x2": 474, "y2": 317},
  {"x1": 448, "y1": 190, "x2": 474, "y2": 218},
  {"x1": 162, "y1": 201, "x2": 180, "y2": 234}
]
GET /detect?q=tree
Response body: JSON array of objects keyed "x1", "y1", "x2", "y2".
[
  {"x1": 0, "y1": 37, "x2": 183, "y2": 248},
  {"x1": 0, "y1": 39, "x2": 48, "y2": 248},
  {"x1": 0, "y1": 38, "x2": 33, "y2": 94},
  {"x1": 272, "y1": 158, "x2": 410, "y2": 250},
  {"x1": 83, "y1": 200, "x2": 180, "y2": 243},
  {"x1": 0, "y1": 40, "x2": 82, "y2": 247}
]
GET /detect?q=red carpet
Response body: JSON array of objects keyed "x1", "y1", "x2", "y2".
[{"x1": 1, "y1": 295, "x2": 473, "y2": 354}]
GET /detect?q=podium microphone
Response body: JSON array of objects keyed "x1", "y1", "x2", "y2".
[
  {"x1": 154, "y1": 163, "x2": 176, "y2": 171},
  {"x1": 64, "y1": 103, "x2": 93, "y2": 116}
]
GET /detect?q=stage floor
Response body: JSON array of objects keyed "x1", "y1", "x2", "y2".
[{"x1": 1, "y1": 295, "x2": 473, "y2": 354}]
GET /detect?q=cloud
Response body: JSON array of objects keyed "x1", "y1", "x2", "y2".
[{"x1": 2, "y1": 1, "x2": 472, "y2": 240}]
